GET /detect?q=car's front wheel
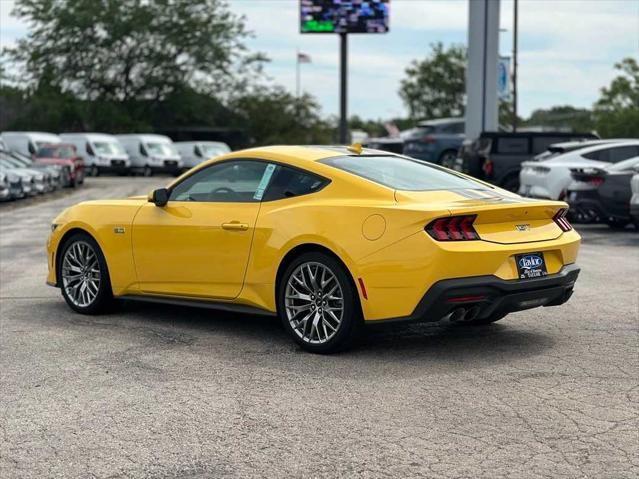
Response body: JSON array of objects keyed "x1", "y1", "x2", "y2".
[
  {"x1": 59, "y1": 233, "x2": 113, "y2": 314},
  {"x1": 278, "y1": 252, "x2": 361, "y2": 354}
]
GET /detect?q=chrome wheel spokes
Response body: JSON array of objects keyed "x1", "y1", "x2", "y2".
[
  {"x1": 285, "y1": 262, "x2": 344, "y2": 344},
  {"x1": 61, "y1": 241, "x2": 101, "y2": 308}
]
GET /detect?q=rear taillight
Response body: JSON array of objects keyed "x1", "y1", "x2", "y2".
[
  {"x1": 553, "y1": 208, "x2": 572, "y2": 232},
  {"x1": 422, "y1": 135, "x2": 436, "y2": 144},
  {"x1": 589, "y1": 176, "x2": 605, "y2": 186},
  {"x1": 426, "y1": 215, "x2": 480, "y2": 241},
  {"x1": 482, "y1": 159, "x2": 493, "y2": 177}
]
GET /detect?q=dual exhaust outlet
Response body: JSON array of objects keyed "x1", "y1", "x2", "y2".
[{"x1": 448, "y1": 305, "x2": 481, "y2": 323}]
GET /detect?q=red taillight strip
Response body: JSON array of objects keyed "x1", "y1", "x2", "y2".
[
  {"x1": 426, "y1": 215, "x2": 480, "y2": 241},
  {"x1": 447, "y1": 295, "x2": 487, "y2": 303},
  {"x1": 553, "y1": 208, "x2": 573, "y2": 232}
]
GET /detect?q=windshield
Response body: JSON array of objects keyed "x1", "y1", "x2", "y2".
[
  {"x1": 37, "y1": 145, "x2": 75, "y2": 158},
  {"x1": 321, "y1": 155, "x2": 491, "y2": 191},
  {"x1": 146, "y1": 142, "x2": 178, "y2": 157},
  {"x1": 201, "y1": 144, "x2": 230, "y2": 158},
  {"x1": 93, "y1": 141, "x2": 126, "y2": 156}
]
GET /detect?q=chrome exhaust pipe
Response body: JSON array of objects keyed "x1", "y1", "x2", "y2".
[
  {"x1": 463, "y1": 306, "x2": 481, "y2": 322},
  {"x1": 449, "y1": 308, "x2": 466, "y2": 322}
]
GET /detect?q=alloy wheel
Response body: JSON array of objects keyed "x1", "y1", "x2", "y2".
[
  {"x1": 285, "y1": 262, "x2": 344, "y2": 345},
  {"x1": 61, "y1": 241, "x2": 101, "y2": 308}
]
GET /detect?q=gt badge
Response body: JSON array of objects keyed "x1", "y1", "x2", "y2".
[
  {"x1": 515, "y1": 224, "x2": 530, "y2": 231},
  {"x1": 114, "y1": 227, "x2": 126, "y2": 234}
]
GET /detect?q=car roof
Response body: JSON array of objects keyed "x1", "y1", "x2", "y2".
[
  {"x1": 223, "y1": 145, "x2": 395, "y2": 163},
  {"x1": 569, "y1": 140, "x2": 639, "y2": 155},
  {"x1": 417, "y1": 117, "x2": 463, "y2": 127},
  {"x1": 60, "y1": 133, "x2": 119, "y2": 141},
  {"x1": 115, "y1": 134, "x2": 171, "y2": 142}
]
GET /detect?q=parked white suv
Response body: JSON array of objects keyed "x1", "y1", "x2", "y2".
[{"x1": 519, "y1": 141, "x2": 639, "y2": 200}]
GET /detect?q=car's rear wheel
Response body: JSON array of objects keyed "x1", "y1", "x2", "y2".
[
  {"x1": 606, "y1": 218, "x2": 629, "y2": 230},
  {"x1": 278, "y1": 252, "x2": 361, "y2": 354},
  {"x1": 59, "y1": 233, "x2": 113, "y2": 314},
  {"x1": 439, "y1": 149, "x2": 458, "y2": 168}
]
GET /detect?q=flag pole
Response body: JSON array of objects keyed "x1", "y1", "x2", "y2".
[{"x1": 296, "y1": 48, "x2": 301, "y2": 99}]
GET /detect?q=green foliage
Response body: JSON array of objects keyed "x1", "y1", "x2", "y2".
[
  {"x1": 523, "y1": 105, "x2": 595, "y2": 133},
  {"x1": 230, "y1": 86, "x2": 332, "y2": 145},
  {"x1": 6, "y1": 0, "x2": 263, "y2": 102},
  {"x1": 593, "y1": 58, "x2": 639, "y2": 138},
  {"x1": 398, "y1": 42, "x2": 466, "y2": 120}
]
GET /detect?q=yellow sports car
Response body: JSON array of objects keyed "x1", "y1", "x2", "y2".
[{"x1": 47, "y1": 145, "x2": 581, "y2": 353}]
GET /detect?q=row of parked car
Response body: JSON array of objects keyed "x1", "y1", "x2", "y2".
[
  {"x1": 454, "y1": 135, "x2": 639, "y2": 230},
  {"x1": 364, "y1": 122, "x2": 638, "y2": 230},
  {"x1": 0, "y1": 131, "x2": 231, "y2": 202}
]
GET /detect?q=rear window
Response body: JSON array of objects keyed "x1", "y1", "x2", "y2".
[
  {"x1": 496, "y1": 137, "x2": 529, "y2": 154},
  {"x1": 320, "y1": 155, "x2": 491, "y2": 191}
]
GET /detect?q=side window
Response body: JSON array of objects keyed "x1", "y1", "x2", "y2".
[
  {"x1": 169, "y1": 160, "x2": 272, "y2": 203},
  {"x1": 28, "y1": 141, "x2": 36, "y2": 155},
  {"x1": 139, "y1": 143, "x2": 148, "y2": 157},
  {"x1": 497, "y1": 137, "x2": 529, "y2": 154},
  {"x1": 583, "y1": 149, "x2": 607, "y2": 161},
  {"x1": 194, "y1": 145, "x2": 203, "y2": 158},
  {"x1": 262, "y1": 166, "x2": 329, "y2": 201},
  {"x1": 443, "y1": 122, "x2": 464, "y2": 134},
  {"x1": 609, "y1": 145, "x2": 639, "y2": 163},
  {"x1": 86, "y1": 142, "x2": 95, "y2": 156}
]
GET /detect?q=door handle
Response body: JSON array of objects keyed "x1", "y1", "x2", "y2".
[{"x1": 222, "y1": 222, "x2": 249, "y2": 231}]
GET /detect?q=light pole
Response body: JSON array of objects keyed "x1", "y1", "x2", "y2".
[{"x1": 512, "y1": 0, "x2": 519, "y2": 131}]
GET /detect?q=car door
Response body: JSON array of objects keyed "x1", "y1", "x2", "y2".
[{"x1": 131, "y1": 159, "x2": 275, "y2": 299}]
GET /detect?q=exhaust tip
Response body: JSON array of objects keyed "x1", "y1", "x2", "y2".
[
  {"x1": 463, "y1": 306, "x2": 481, "y2": 322},
  {"x1": 449, "y1": 308, "x2": 466, "y2": 322}
]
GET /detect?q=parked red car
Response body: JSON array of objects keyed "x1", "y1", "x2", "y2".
[{"x1": 34, "y1": 143, "x2": 85, "y2": 187}]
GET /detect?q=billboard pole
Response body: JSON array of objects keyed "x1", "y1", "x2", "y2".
[{"x1": 339, "y1": 32, "x2": 348, "y2": 144}]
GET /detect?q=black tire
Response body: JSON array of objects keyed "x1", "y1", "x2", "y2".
[
  {"x1": 501, "y1": 175, "x2": 520, "y2": 193},
  {"x1": 277, "y1": 252, "x2": 362, "y2": 354},
  {"x1": 58, "y1": 232, "x2": 113, "y2": 314},
  {"x1": 439, "y1": 149, "x2": 458, "y2": 168},
  {"x1": 606, "y1": 219, "x2": 629, "y2": 230}
]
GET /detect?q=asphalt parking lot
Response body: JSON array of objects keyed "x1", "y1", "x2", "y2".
[{"x1": 1, "y1": 177, "x2": 637, "y2": 478}]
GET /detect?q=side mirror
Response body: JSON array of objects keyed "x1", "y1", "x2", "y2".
[{"x1": 148, "y1": 188, "x2": 169, "y2": 207}]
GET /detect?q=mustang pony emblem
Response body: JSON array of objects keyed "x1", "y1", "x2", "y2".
[{"x1": 515, "y1": 224, "x2": 530, "y2": 231}]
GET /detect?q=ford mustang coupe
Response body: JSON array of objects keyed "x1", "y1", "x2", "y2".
[{"x1": 47, "y1": 145, "x2": 581, "y2": 353}]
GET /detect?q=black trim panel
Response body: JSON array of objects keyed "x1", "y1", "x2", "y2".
[
  {"x1": 374, "y1": 263, "x2": 580, "y2": 324},
  {"x1": 119, "y1": 294, "x2": 276, "y2": 317}
]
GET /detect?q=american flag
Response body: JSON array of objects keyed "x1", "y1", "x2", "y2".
[{"x1": 297, "y1": 52, "x2": 312, "y2": 64}]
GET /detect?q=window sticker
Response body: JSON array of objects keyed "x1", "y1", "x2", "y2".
[{"x1": 253, "y1": 163, "x2": 277, "y2": 200}]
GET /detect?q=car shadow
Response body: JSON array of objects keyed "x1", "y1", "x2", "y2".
[{"x1": 91, "y1": 299, "x2": 557, "y2": 376}]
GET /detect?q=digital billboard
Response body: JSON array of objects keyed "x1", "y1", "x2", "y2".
[{"x1": 300, "y1": 0, "x2": 389, "y2": 34}]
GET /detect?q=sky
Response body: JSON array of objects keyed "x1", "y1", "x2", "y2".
[{"x1": 1, "y1": 0, "x2": 638, "y2": 121}]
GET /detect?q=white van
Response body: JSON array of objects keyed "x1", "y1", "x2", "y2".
[
  {"x1": 115, "y1": 134, "x2": 182, "y2": 176},
  {"x1": 174, "y1": 141, "x2": 231, "y2": 170},
  {"x1": 60, "y1": 133, "x2": 130, "y2": 176},
  {"x1": 1, "y1": 132, "x2": 61, "y2": 157}
]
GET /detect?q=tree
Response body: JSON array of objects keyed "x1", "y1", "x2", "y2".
[
  {"x1": 523, "y1": 106, "x2": 594, "y2": 132},
  {"x1": 398, "y1": 42, "x2": 466, "y2": 120},
  {"x1": 593, "y1": 58, "x2": 639, "y2": 138},
  {"x1": 230, "y1": 86, "x2": 333, "y2": 145},
  {"x1": 6, "y1": 0, "x2": 264, "y2": 104}
]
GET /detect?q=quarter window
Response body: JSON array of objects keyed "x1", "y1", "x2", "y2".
[
  {"x1": 169, "y1": 160, "x2": 272, "y2": 203},
  {"x1": 262, "y1": 166, "x2": 329, "y2": 201}
]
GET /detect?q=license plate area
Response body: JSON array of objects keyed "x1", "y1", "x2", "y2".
[{"x1": 515, "y1": 252, "x2": 548, "y2": 279}]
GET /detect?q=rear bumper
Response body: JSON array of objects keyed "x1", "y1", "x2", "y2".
[{"x1": 377, "y1": 263, "x2": 580, "y2": 323}]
